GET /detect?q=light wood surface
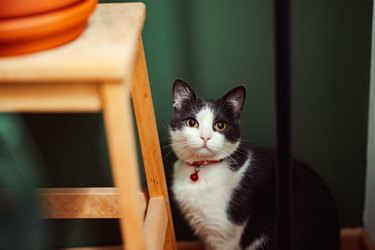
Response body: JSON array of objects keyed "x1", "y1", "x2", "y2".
[
  {"x1": 0, "y1": 3, "x2": 145, "y2": 83},
  {"x1": 131, "y1": 39, "x2": 177, "y2": 250},
  {"x1": 101, "y1": 81, "x2": 145, "y2": 250},
  {"x1": 38, "y1": 188, "x2": 147, "y2": 219},
  {"x1": 143, "y1": 197, "x2": 168, "y2": 250},
  {"x1": 0, "y1": 83, "x2": 101, "y2": 112}
]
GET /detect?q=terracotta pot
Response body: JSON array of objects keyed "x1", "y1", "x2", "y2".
[
  {"x1": 0, "y1": 0, "x2": 97, "y2": 56},
  {"x1": 0, "y1": 0, "x2": 82, "y2": 18},
  {"x1": 0, "y1": 23, "x2": 87, "y2": 57}
]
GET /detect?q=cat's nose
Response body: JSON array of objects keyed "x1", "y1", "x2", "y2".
[{"x1": 200, "y1": 136, "x2": 211, "y2": 143}]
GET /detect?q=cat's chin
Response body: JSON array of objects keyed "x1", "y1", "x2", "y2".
[
  {"x1": 174, "y1": 149, "x2": 215, "y2": 162},
  {"x1": 196, "y1": 147, "x2": 215, "y2": 157},
  {"x1": 178, "y1": 148, "x2": 229, "y2": 162}
]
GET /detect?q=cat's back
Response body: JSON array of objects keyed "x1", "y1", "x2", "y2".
[{"x1": 228, "y1": 146, "x2": 340, "y2": 249}]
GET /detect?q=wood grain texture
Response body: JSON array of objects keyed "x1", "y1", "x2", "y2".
[
  {"x1": 143, "y1": 197, "x2": 168, "y2": 250},
  {"x1": 0, "y1": 3, "x2": 145, "y2": 83},
  {"x1": 131, "y1": 39, "x2": 177, "y2": 250},
  {"x1": 0, "y1": 83, "x2": 101, "y2": 112},
  {"x1": 38, "y1": 188, "x2": 147, "y2": 219},
  {"x1": 101, "y1": 81, "x2": 145, "y2": 250}
]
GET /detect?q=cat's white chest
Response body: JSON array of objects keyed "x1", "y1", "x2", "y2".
[{"x1": 172, "y1": 160, "x2": 248, "y2": 249}]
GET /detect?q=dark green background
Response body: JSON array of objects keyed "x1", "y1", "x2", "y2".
[{"x1": 0, "y1": 0, "x2": 372, "y2": 248}]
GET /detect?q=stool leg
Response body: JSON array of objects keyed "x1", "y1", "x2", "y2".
[
  {"x1": 101, "y1": 81, "x2": 145, "y2": 250},
  {"x1": 131, "y1": 39, "x2": 177, "y2": 250}
]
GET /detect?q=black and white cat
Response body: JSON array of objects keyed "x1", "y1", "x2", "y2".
[{"x1": 170, "y1": 79, "x2": 340, "y2": 250}]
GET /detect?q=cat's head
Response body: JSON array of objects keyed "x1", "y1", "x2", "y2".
[{"x1": 170, "y1": 79, "x2": 246, "y2": 162}]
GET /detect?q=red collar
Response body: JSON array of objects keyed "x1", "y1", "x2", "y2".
[{"x1": 186, "y1": 160, "x2": 222, "y2": 167}]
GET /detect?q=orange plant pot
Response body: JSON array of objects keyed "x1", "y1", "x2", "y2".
[
  {"x1": 0, "y1": 0, "x2": 82, "y2": 18},
  {"x1": 0, "y1": 0, "x2": 97, "y2": 56}
]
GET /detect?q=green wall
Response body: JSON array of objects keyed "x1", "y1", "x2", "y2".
[
  {"x1": 138, "y1": 0, "x2": 371, "y2": 230},
  {"x1": 0, "y1": 0, "x2": 372, "y2": 248}
]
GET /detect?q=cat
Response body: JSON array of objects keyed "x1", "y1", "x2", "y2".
[{"x1": 169, "y1": 79, "x2": 340, "y2": 250}]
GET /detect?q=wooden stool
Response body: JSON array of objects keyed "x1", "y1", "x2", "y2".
[{"x1": 0, "y1": 3, "x2": 176, "y2": 250}]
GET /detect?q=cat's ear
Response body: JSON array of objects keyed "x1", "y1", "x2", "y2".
[
  {"x1": 221, "y1": 85, "x2": 246, "y2": 117},
  {"x1": 172, "y1": 79, "x2": 196, "y2": 111}
]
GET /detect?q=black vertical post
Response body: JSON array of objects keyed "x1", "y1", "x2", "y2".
[{"x1": 274, "y1": 0, "x2": 293, "y2": 249}]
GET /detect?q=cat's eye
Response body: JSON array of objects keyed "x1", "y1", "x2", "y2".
[
  {"x1": 214, "y1": 121, "x2": 227, "y2": 131},
  {"x1": 186, "y1": 118, "x2": 199, "y2": 128}
]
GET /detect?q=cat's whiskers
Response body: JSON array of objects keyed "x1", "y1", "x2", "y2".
[
  {"x1": 172, "y1": 142, "x2": 199, "y2": 161},
  {"x1": 219, "y1": 143, "x2": 246, "y2": 161},
  {"x1": 164, "y1": 146, "x2": 177, "y2": 158}
]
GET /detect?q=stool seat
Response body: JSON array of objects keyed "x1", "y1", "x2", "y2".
[
  {"x1": 0, "y1": 3, "x2": 176, "y2": 250},
  {"x1": 0, "y1": 3, "x2": 144, "y2": 83}
]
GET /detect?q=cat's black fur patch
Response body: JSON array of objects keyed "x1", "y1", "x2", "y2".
[
  {"x1": 227, "y1": 147, "x2": 340, "y2": 249},
  {"x1": 170, "y1": 97, "x2": 206, "y2": 131},
  {"x1": 223, "y1": 144, "x2": 250, "y2": 171},
  {"x1": 212, "y1": 99, "x2": 242, "y2": 143}
]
